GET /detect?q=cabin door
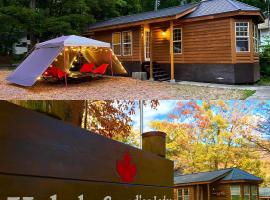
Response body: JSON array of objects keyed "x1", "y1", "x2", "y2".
[{"x1": 144, "y1": 30, "x2": 150, "y2": 61}]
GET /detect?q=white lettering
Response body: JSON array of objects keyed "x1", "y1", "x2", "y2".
[
  {"x1": 103, "y1": 196, "x2": 112, "y2": 200},
  {"x1": 78, "y1": 195, "x2": 83, "y2": 200},
  {"x1": 50, "y1": 195, "x2": 57, "y2": 200},
  {"x1": 23, "y1": 198, "x2": 34, "y2": 200},
  {"x1": 7, "y1": 198, "x2": 20, "y2": 200}
]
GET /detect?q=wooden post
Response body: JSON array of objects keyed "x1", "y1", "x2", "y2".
[
  {"x1": 64, "y1": 48, "x2": 67, "y2": 87},
  {"x1": 230, "y1": 18, "x2": 236, "y2": 64},
  {"x1": 110, "y1": 50, "x2": 113, "y2": 76},
  {"x1": 170, "y1": 21, "x2": 175, "y2": 82},
  {"x1": 150, "y1": 26, "x2": 154, "y2": 81},
  {"x1": 207, "y1": 184, "x2": 211, "y2": 200}
]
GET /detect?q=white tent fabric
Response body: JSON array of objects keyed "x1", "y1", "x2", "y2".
[
  {"x1": 7, "y1": 35, "x2": 127, "y2": 87},
  {"x1": 36, "y1": 35, "x2": 111, "y2": 48},
  {"x1": 7, "y1": 46, "x2": 63, "y2": 87}
]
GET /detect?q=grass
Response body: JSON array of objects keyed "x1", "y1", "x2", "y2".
[
  {"x1": 241, "y1": 90, "x2": 256, "y2": 99},
  {"x1": 257, "y1": 76, "x2": 270, "y2": 86}
]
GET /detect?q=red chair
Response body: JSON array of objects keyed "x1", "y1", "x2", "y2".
[
  {"x1": 50, "y1": 66, "x2": 59, "y2": 77},
  {"x1": 92, "y1": 64, "x2": 109, "y2": 75},
  {"x1": 57, "y1": 69, "x2": 66, "y2": 79},
  {"x1": 80, "y1": 63, "x2": 95, "y2": 73}
]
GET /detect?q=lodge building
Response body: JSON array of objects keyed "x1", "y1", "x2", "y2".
[
  {"x1": 174, "y1": 168, "x2": 263, "y2": 200},
  {"x1": 86, "y1": 0, "x2": 265, "y2": 84}
]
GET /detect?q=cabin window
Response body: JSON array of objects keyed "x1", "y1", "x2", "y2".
[
  {"x1": 122, "y1": 31, "x2": 132, "y2": 56},
  {"x1": 251, "y1": 185, "x2": 258, "y2": 200},
  {"x1": 253, "y1": 24, "x2": 259, "y2": 53},
  {"x1": 231, "y1": 185, "x2": 241, "y2": 200},
  {"x1": 235, "y1": 22, "x2": 249, "y2": 52},
  {"x1": 112, "y1": 32, "x2": 121, "y2": 56},
  {"x1": 244, "y1": 185, "x2": 250, "y2": 200},
  {"x1": 173, "y1": 28, "x2": 182, "y2": 54},
  {"x1": 177, "y1": 188, "x2": 189, "y2": 200}
]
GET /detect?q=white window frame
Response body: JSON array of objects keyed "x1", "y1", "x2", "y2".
[
  {"x1": 253, "y1": 24, "x2": 259, "y2": 53},
  {"x1": 122, "y1": 31, "x2": 133, "y2": 56},
  {"x1": 235, "y1": 22, "x2": 250, "y2": 53},
  {"x1": 173, "y1": 28, "x2": 182, "y2": 54},
  {"x1": 177, "y1": 188, "x2": 189, "y2": 200},
  {"x1": 112, "y1": 32, "x2": 122, "y2": 56}
]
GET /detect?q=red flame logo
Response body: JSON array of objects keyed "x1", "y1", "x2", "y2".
[{"x1": 116, "y1": 152, "x2": 137, "y2": 183}]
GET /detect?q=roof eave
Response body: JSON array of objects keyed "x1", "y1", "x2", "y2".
[
  {"x1": 85, "y1": 5, "x2": 197, "y2": 33},
  {"x1": 219, "y1": 179, "x2": 264, "y2": 184},
  {"x1": 182, "y1": 10, "x2": 264, "y2": 23},
  {"x1": 174, "y1": 181, "x2": 212, "y2": 187}
]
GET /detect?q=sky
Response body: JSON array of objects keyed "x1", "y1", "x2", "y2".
[{"x1": 129, "y1": 100, "x2": 270, "y2": 133}]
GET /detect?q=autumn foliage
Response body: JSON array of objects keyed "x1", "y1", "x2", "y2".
[{"x1": 151, "y1": 100, "x2": 269, "y2": 185}]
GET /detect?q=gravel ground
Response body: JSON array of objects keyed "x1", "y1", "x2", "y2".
[{"x1": 0, "y1": 71, "x2": 247, "y2": 100}]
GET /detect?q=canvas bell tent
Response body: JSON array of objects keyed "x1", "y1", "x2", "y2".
[{"x1": 7, "y1": 35, "x2": 127, "y2": 87}]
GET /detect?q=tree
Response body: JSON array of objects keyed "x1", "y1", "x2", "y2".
[
  {"x1": 150, "y1": 100, "x2": 266, "y2": 179},
  {"x1": 12, "y1": 100, "x2": 159, "y2": 141}
]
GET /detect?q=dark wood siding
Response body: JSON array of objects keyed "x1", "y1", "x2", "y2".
[
  {"x1": 151, "y1": 18, "x2": 233, "y2": 64},
  {"x1": 92, "y1": 26, "x2": 142, "y2": 63}
]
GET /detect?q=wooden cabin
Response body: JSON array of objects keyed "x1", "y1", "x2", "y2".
[
  {"x1": 174, "y1": 168, "x2": 263, "y2": 200},
  {"x1": 86, "y1": 0, "x2": 265, "y2": 84}
]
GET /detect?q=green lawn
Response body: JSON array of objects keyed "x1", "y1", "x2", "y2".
[{"x1": 241, "y1": 90, "x2": 256, "y2": 99}]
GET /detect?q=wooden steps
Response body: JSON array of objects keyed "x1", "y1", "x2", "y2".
[{"x1": 141, "y1": 62, "x2": 170, "y2": 82}]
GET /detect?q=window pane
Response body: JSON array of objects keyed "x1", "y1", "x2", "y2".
[
  {"x1": 123, "y1": 44, "x2": 132, "y2": 55},
  {"x1": 244, "y1": 186, "x2": 250, "y2": 200},
  {"x1": 113, "y1": 33, "x2": 121, "y2": 44},
  {"x1": 122, "y1": 31, "x2": 132, "y2": 55},
  {"x1": 231, "y1": 185, "x2": 241, "y2": 195},
  {"x1": 113, "y1": 44, "x2": 121, "y2": 55},
  {"x1": 174, "y1": 42, "x2": 182, "y2": 53},
  {"x1": 123, "y1": 32, "x2": 131, "y2": 43},
  {"x1": 178, "y1": 189, "x2": 183, "y2": 200},
  {"x1": 173, "y1": 29, "x2": 181, "y2": 41},
  {"x1": 253, "y1": 25, "x2": 259, "y2": 52},
  {"x1": 251, "y1": 185, "x2": 258, "y2": 200},
  {"x1": 236, "y1": 38, "x2": 249, "y2": 52},
  {"x1": 235, "y1": 22, "x2": 249, "y2": 52}
]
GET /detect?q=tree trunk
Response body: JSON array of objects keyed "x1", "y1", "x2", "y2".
[
  {"x1": 29, "y1": 0, "x2": 37, "y2": 49},
  {"x1": 12, "y1": 100, "x2": 85, "y2": 128},
  {"x1": 29, "y1": 0, "x2": 36, "y2": 9}
]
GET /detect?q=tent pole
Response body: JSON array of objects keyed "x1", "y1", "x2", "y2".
[
  {"x1": 110, "y1": 51, "x2": 113, "y2": 76},
  {"x1": 64, "y1": 48, "x2": 67, "y2": 87}
]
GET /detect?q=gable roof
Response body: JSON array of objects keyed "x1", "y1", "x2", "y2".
[
  {"x1": 174, "y1": 168, "x2": 231, "y2": 185},
  {"x1": 185, "y1": 0, "x2": 259, "y2": 19},
  {"x1": 88, "y1": 3, "x2": 197, "y2": 30},
  {"x1": 174, "y1": 168, "x2": 263, "y2": 185},
  {"x1": 88, "y1": 0, "x2": 263, "y2": 31},
  {"x1": 221, "y1": 168, "x2": 263, "y2": 182}
]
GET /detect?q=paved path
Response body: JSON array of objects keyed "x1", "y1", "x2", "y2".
[{"x1": 178, "y1": 81, "x2": 270, "y2": 100}]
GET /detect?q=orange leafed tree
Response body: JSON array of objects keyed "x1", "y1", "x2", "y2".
[{"x1": 151, "y1": 100, "x2": 267, "y2": 180}]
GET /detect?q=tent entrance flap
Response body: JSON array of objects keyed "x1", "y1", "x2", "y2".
[{"x1": 7, "y1": 46, "x2": 63, "y2": 87}]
